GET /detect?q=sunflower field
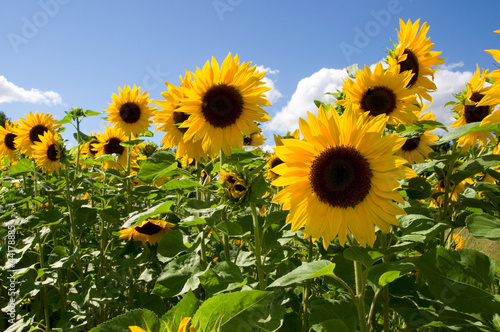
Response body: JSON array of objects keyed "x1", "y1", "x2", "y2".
[{"x1": 2, "y1": 19, "x2": 500, "y2": 332}]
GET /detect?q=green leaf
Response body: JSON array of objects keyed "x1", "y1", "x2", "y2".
[
  {"x1": 122, "y1": 201, "x2": 174, "y2": 228},
  {"x1": 466, "y1": 213, "x2": 500, "y2": 240},
  {"x1": 437, "y1": 122, "x2": 500, "y2": 144},
  {"x1": 192, "y1": 290, "x2": 273, "y2": 332},
  {"x1": 48, "y1": 246, "x2": 69, "y2": 265},
  {"x1": 84, "y1": 110, "x2": 102, "y2": 116},
  {"x1": 398, "y1": 214, "x2": 449, "y2": 243},
  {"x1": 157, "y1": 230, "x2": 188, "y2": 263},
  {"x1": 153, "y1": 253, "x2": 203, "y2": 298},
  {"x1": 405, "y1": 176, "x2": 432, "y2": 199},
  {"x1": 414, "y1": 247, "x2": 500, "y2": 315},
  {"x1": 120, "y1": 139, "x2": 144, "y2": 147},
  {"x1": 89, "y1": 308, "x2": 160, "y2": 332},
  {"x1": 367, "y1": 257, "x2": 418, "y2": 288},
  {"x1": 49, "y1": 246, "x2": 80, "y2": 268},
  {"x1": 7, "y1": 158, "x2": 34, "y2": 176},
  {"x1": 137, "y1": 150, "x2": 177, "y2": 183},
  {"x1": 346, "y1": 63, "x2": 359, "y2": 79},
  {"x1": 216, "y1": 220, "x2": 243, "y2": 236},
  {"x1": 312, "y1": 319, "x2": 350, "y2": 332},
  {"x1": 309, "y1": 299, "x2": 357, "y2": 332},
  {"x1": 162, "y1": 179, "x2": 201, "y2": 191},
  {"x1": 161, "y1": 290, "x2": 200, "y2": 332},
  {"x1": 268, "y1": 260, "x2": 335, "y2": 288},
  {"x1": 56, "y1": 113, "x2": 73, "y2": 125},
  {"x1": 450, "y1": 155, "x2": 500, "y2": 184},
  {"x1": 74, "y1": 207, "x2": 98, "y2": 227},
  {"x1": 343, "y1": 247, "x2": 384, "y2": 267},
  {"x1": 199, "y1": 261, "x2": 245, "y2": 296}
]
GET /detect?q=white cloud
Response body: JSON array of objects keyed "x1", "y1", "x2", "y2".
[
  {"x1": 0, "y1": 75, "x2": 62, "y2": 105},
  {"x1": 265, "y1": 68, "x2": 347, "y2": 133},
  {"x1": 265, "y1": 62, "x2": 473, "y2": 138},
  {"x1": 427, "y1": 64, "x2": 473, "y2": 126},
  {"x1": 256, "y1": 65, "x2": 282, "y2": 104}
]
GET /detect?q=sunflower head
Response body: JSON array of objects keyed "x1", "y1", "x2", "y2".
[
  {"x1": 31, "y1": 130, "x2": 64, "y2": 174},
  {"x1": 337, "y1": 63, "x2": 419, "y2": 125},
  {"x1": 177, "y1": 53, "x2": 272, "y2": 156},
  {"x1": 272, "y1": 105, "x2": 415, "y2": 248},
  {"x1": 94, "y1": 124, "x2": 139, "y2": 171},
  {"x1": 266, "y1": 154, "x2": 284, "y2": 180},
  {"x1": 220, "y1": 169, "x2": 248, "y2": 201},
  {"x1": 0, "y1": 120, "x2": 19, "y2": 162},
  {"x1": 243, "y1": 131, "x2": 266, "y2": 147},
  {"x1": 14, "y1": 112, "x2": 61, "y2": 158},
  {"x1": 106, "y1": 85, "x2": 156, "y2": 137},
  {"x1": 388, "y1": 19, "x2": 444, "y2": 101},
  {"x1": 119, "y1": 219, "x2": 175, "y2": 245}
]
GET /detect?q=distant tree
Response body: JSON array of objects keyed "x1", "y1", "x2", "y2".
[{"x1": 0, "y1": 110, "x2": 8, "y2": 127}]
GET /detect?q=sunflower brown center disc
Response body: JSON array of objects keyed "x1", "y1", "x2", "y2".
[
  {"x1": 104, "y1": 137, "x2": 125, "y2": 155},
  {"x1": 202, "y1": 84, "x2": 244, "y2": 128},
  {"x1": 399, "y1": 49, "x2": 419, "y2": 87},
  {"x1": 46, "y1": 144, "x2": 59, "y2": 161},
  {"x1": 88, "y1": 140, "x2": 99, "y2": 156},
  {"x1": 401, "y1": 137, "x2": 421, "y2": 151},
  {"x1": 29, "y1": 125, "x2": 49, "y2": 143},
  {"x1": 4, "y1": 133, "x2": 16, "y2": 150},
  {"x1": 136, "y1": 222, "x2": 163, "y2": 235},
  {"x1": 309, "y1": 146, "x2": 372, "y2": 208},
  {"x1": 120, "y1": 102, "x2": 141, "y2": 124},
  {"x1": 464, "y1": 92, "x2": 489, "y2": 123},
  {"x1": 361, "y1": 87, "x2": 397, "y2": 117},
  {"x1": 173, "y1": 111, "x2": 189, "y2": 134}
]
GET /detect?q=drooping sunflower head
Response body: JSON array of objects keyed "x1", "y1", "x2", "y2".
[
  {"x1": 119, "y1": 219, "x2": 175, "y2": 245},
  {"x1": 31, "y1": 130, "x2": 64, "y2": 174},
  {"x1": 93, "y1": 124, "x2": 139, "y2": 171},
  {"x1": 178, "y1": 53, "x2": 272, "y2": 156},
  {"x1": 271, "y1": 105, "x2": 415, "y2": 248},
  {"x1": 14, "y1": 112, "x2": 61, "y2": 158},
  {"x1": 220, "y1": 169, "x2": 248, "y2": 201},
  {"x1": 243, "y1": 131, "x2": 266, "y2": 147},
  {"x1": 388, "y1": 18, "x2": 444, "y2": 101},
  {"x1": 0, "y1": 120, "x2": 19, "y2": 162},
  {"x1": 450, "y1": 65, "x2": 497, "y2": 149},
  {"x1": 80, "y1": 132, "x2": 100, "y2": 160},
  {"x1": 106, "y1": 85, "x2": 156, "y2": 137},
  {"x1": 153, "y1": 77, "x2": 210, "y2": 162},
  {"x1": 338, "y1": 63, "x2": 419, "y2": 125}
]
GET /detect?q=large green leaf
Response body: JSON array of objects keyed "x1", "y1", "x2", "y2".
[
  {"x1": 308, "y1": 299, "x2": 357, "y2": 332},
  {"x1": 367, "y1": 257, "x2": 418, "y2": 289},
  {"x1": 466, "y1": 213, "x2": 500, "y2": 240},
  {"x1": 137, "y1": 150, "x2": 177, "y2": 183},
  {"x1": 7, "y1": 158, "x2": 34, "y2": 176},
  {"x1": 122, "y1": 201, "x2": 174, "y2": 228},
  {"x1": 89, "y1": 309, "x2": 161, "y2": 332},
  {"x1": 414, "y1": 247, "x2": 500, "y2": 314},
  {"x1": 437, "y1": 122, "x2": 500, "y2": 144},
  {"x1": 162, "y1": 179, "x2": 202, "y2": 190},
  {"x1": 157, "y1": 230, "x2": 188, "y2": 263},
  {"x1": 192, "y1": 290, "x2": 273, "y2": 332},
  {"x1": 199, "y1": 261, "x2": 245, "y2": 296},
  {"x1": 267, "y1": 260, "x2": 335, "y2": 288},
  {"x1": 153, "y1": 253, "x2": 203, "y2": 298},
  {"x1": 161, "y1": 290, "x2": 200, "y2": 332},
  {"x1": 450, "y1": 155, "x2": 500, "y2": 184}
]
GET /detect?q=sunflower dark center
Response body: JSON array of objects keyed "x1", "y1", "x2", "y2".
[
  {"x1": 135, "y1": 221, "x2": 162, "y2": 235},
  {"x1": 202, "y1": 84, "x2": 244, "y2": 128},
  {"x1": 234, "y1": 184, "x2": 247, "y2": 192},
  {"x1": 119, "y1": 102, "x2": 141, "y2": 124},
  {"x1": 46, "y1": 144, "x2": 59, "y2": 161},
  {"x1": 104, "y1": 137, "x2": 124, "y2": 155},
  {"x1": 360, "y1": 87, "x2": 397, "y2": 116},
  {"x1": 399, "y1": 49, "x2": 419, "y2": 87},
  {"x1": 464, "y1": 92, "x2": 489, "y2": 123},
  {"x1": 439, "y1": 180, "x2": 455, "y2": 189},
  {"x1": 243, "y1": 136, "x2": 252, "y2": 145},
  {"x1": 401, "y1": 137, "x2": 421, "y2": 151},
  {"x1": 270, "y1": 157, "x2": 284, "y2": 169},
  {"x1": 4, "y1": 133, "x2": 16, "y2": 150},
  {"x1": 173, "y1": 111, "x2": 189, "y2": 134},
  {"x1": 309, "y1": 146, "x2": 372, "y2": 208},
  {"x1": 88, "y1": 140, "x2": 99, "y2": 156},
  {"x1": 225, "y1": 175, "x2": 236, "y2": 184},
  {"x1": 29, "y1": 125, "x2": 49, "y2": 143}
]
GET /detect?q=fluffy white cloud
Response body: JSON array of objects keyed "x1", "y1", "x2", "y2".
[
  {"x1": 264, "y1": 68, "x2": 347, "y2": 133},
  {"x1": 0, "y1": 76, "x2": 62, "y2": 105},
  {"x1": 256, "y1": 65, "x2": 282, "y2": 104},
  {"x1": 265, "y1": 62, "x2": 473, "y2": 136}
]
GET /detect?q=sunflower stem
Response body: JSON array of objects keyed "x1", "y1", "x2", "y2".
[
  {"x1": 251, "y1": 202, "x2": 266, "y2": 290},
  {"x1": 75, "y1": 116, "x2": 81, "y2": 176},
  {"x1": 354, "y1": 259, "x2": 369, "y2": 332},
  {"x1": 38, "y1": 236, "x2": 51, "y2": 332},
  {"x1": 126, "y1": 135, "x2": 132, "y2": 215},
  {"x1": 301, "y1": 237, "x2": 314, "y2": 332}
]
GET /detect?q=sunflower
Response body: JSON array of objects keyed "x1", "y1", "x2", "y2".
[
  {"x1": 452, "y1": 234, "x2": 464, "y2": 250},
  {"x1": 80, "y1": 132, "x2": 100, "y2": 160},
  {"x1": 450, "y1": 65, "x2": 497, "y2": 150},
  {"x1": 177, "y1": 53, "x2": 271, "y2": 156},
  {"x1": 119, "y1": 219, "x2": 175, "y2": 245},
  {"x1": 430, "y1": 177, "x2": 473, "y2": 207},
  {"x1": 14, "y1": 111, "x2": 61, "y2": 158},
  {"x1": 31, "y1": 130, "x2": 64, "y2": 174},
  {"x1": 388, "y1": 19, "x2": 444, "y2": 101},
  {"x1": 129, "y1": 317, "x2": 195, "y2": 332},
  {"x1": 273, "y1": 129, "x2": 300, "y2": 146},
  {"x1": 397, "y1": 109, "x2": 439, "y2": 164},
  {"x1": 106, "y1": 85, "x2": 156, "y2": 137},
  {"x1": 478, "y1": 30, "x2": 500, "y2": 126},
  {"x1": 338, "y1": 63, "x2": 420, "y2": 125},
  {"x1": 243, "y1": 131, "x2": 266, "y2": 147},
  {"x1": 93, "y1": 124, "x2": 139, "y2": 171},
  {"x1": 220, "y1": 169, "x2": 248, "y2": 201},
  {"x1": 271, "y1": 105, "x2": 415, "y2": 248},
  {"x1": 266, "y1": 154, "x2": 284, "y2": 180},
  {"x1": 0, "y1": 120, "x2": 19, "y2": 162},
  {"x1": 153, "y1": 74, "x2": 209, "y2": 162}
]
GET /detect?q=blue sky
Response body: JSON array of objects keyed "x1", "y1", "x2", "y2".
[{"x1": 1, "y1": 0, "x2": 499, "y2": 149}]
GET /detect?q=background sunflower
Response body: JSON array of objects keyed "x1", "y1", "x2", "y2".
[
  {"x1": 31, "y1": 130, "x2": 63, "y2": 174},
  {"x1": 94, "y1": 124, "x2": 140, "y2": 171},
  {"x1": 14, "y1": 111, "x2": 61, "y2": 158},
  {"x1": 0, "y1": 120, "x2": 19, "y2": 162}
]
